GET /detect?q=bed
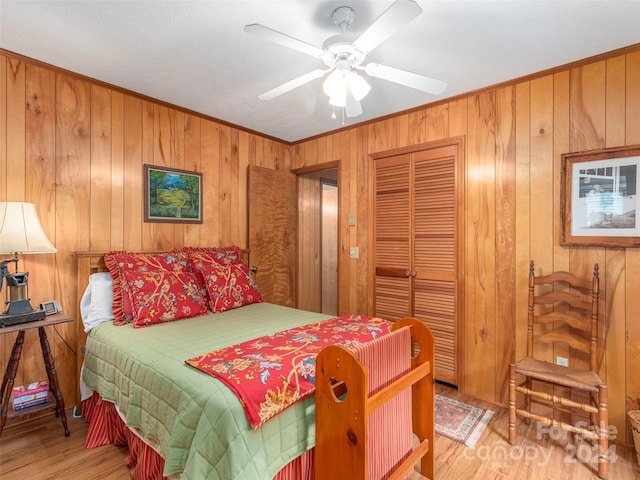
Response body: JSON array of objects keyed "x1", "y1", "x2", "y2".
[{"x1": 75, "y1": 248, "x2": 434, "y2": 480}]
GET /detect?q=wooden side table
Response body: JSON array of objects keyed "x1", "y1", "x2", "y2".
[{"x1": 0, "y1": 313, "x2": 72, "y2": 437}]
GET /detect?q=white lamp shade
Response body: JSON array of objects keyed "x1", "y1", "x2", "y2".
[
  {"x1": 323, "y1": 69, "x2": 371, "y2": 107},
  {"x1": 323, "y1": 69, "x2": 345, "y2": 105},
  {"x1": 0, "y1": 202, "x2": 57, "y2": 254},
  {"x1": 348, "y1": 71, "x2": 371, "y2": 102}
]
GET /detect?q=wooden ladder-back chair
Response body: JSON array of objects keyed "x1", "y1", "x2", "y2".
[
  {"x1": 315, "y1": 317, "x2": 435, "y2": 480},
  {"x1": 508, "y1": 261, "x2": 608, "y2": 479}
]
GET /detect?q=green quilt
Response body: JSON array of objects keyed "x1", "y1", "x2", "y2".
[{"x1": 82, "y1": 302, "x2": 332, "y2": 479}]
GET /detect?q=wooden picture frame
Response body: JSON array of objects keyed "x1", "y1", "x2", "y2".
[
  {"x1": 561, "y1": 145, "x2": 640, "y2": 247},
  {"x1": 144, "y1": 165, "x2": 203, "y2": 223}
]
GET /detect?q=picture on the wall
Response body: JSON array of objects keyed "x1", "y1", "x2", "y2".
[
  {"x1": 561, "y1": 145, "x2": 640, "y2": 247},
  {"x1": 144, "y1": 165, "x2": 203, "y2": 223}
]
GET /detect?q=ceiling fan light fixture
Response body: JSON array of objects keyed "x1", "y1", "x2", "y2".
[
  {"x1": 323, "y1": 69, "x2": 370, "y2": 107},
  {"x1": 324, "y1": 70, "x2": 348, "y2": 107},
  {"x1": 328, "y1": 90, "x2": 346, "y2": 107},
  {"x1": 247, "y1": 0, "x2": 445, "y2": 118},
  {"x1": 348, "y1": 71, "x2": 371, "y2": 101}
]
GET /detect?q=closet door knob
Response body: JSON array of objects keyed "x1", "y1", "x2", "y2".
[
  {"x1": 404, "y1": 270, "x2": 411, "y2": 278},
  {"x1": 411, "y1": 271, "x2": 417, "y2": 277}
]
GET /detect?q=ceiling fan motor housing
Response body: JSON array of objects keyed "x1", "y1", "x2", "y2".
[{"x1": 322, "y1": 40, "x2": 365, "y2": 70}]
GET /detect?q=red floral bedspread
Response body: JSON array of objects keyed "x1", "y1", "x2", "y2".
[{"x1": 185, "y1": 315, "x2": 390, "y2": 428}]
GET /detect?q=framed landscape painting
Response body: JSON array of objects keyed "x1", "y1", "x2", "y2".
[
  {"x1": 144, "y1": 165, "x2": 203, "y2": 223},
  {"x1": 561, "y1": 145, "x2": 640, "y2": 247}
]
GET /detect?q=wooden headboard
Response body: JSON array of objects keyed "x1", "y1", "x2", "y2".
[
  {"x1": 74, "y1": 251, "x2": 110, "y2": 408},
  {"x1": 73, "y1": 249, "x2": 249, "y2": 408}
]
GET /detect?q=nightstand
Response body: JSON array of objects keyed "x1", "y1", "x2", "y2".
[{"x1": 0, "y1": 313, "x2": 72, "y2": 437}]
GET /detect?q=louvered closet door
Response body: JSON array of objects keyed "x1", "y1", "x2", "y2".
[
  {"x1": 374, "y1": 144, "x2": 459, "y2": 385},
  {"x1": 374, "y1": 155, "x2": 412, "y2": 320},
  {"x1": 412, "y1": 146, "x2": 457, "y2": 385}
]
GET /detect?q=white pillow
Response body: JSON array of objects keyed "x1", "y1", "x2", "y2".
[{"x1": 80, "y1": 272, "x2": 114, "y2": 332}]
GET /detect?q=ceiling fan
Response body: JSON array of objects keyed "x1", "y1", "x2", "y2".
[{"x1": 244, "y1": 0, "x2": 447, "y2": 118}]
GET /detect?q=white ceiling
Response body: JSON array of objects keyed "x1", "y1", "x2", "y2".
[{"x1": 1, "y1": 1, "x2": 639, "y2": 143}]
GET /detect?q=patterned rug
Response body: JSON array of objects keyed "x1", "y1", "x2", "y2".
[{"x1": 435, "y1": 394, "x2": 494, "y2": 448}]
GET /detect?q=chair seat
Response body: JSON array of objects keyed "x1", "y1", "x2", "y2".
[{"x1": 514, "y1": 356, "x2": 602, "y2": 392}]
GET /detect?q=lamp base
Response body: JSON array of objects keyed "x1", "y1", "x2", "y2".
[{"x1": 0, "y1": 309, "x2": 46, "y2": 327}]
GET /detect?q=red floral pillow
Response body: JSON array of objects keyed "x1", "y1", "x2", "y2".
[
  {"x1": 182, "y1": 245, "x2": 243, "y2": 265},
  {"x1": 185, "y1": 246, "x2": 243, "y2": 300},
  {"x1": 121, "y1": 267, "x2": 207, "y2": 328},
  {"x1": 201, "y1": 262, "x2": 263, "y2": 313},
  {"x1": 104, "y1": 250, "x2": 189, "y2": 325}
]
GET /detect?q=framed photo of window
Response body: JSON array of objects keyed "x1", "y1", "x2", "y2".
[
  {"x1": 561, "y1": 145, "x2": 640, "y2": 247},
  {"x1": 144, "y1": 165, "x2": 203, "y2": 223}
]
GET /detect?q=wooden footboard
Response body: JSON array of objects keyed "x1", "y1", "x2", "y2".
[{"x1": 315, "y1": 317, "x2": 435, "y2": 480}]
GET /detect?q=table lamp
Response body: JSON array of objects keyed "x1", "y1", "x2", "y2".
[{"x1": 0, "y1": 202, "x2": 57, "y2": 327}]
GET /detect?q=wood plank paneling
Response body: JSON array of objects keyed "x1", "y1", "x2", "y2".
[
  {"x1": 218, "y1": 125, "x2": 232, "y2": 247},
  {"x1": 123, "y1": 96, "x2": 143, "y2": 250},
  {"x1": 200, "y1": 120, "x2": 220, "y2": 247},
  {"x1": 6, "y1": 58, "x2": 25, "y2": 200},
  {"x1": 183, "y1": 113, "x2": 202, "y2": 247},
  {"x1": 2, "y1": 46, "x2": 640, "y2": 444},
  {"x1": 110, "y1": 91, "x2": 125, "y2": 250},
  {"x1": 514, "y1": 82, "x2": 530, "y2": 366},
  {"x1": 0, "y1": 56, "x2": 7, "y2": 202},
  {"x1": 90, "y1": 85, "x2": 112, "y2": 251},
  {"x1": 465, "y1": 92, "x2": 496, "y2": 399},
  {"x1": 494, "y1": 86, "x2": 516, "y2": 403},
  {"x1": 624, "y1": 50, "x2": 640, "y2": 442},
  {"x1": 335, "y1": 130, "x2": 351, "y2": 314},
  {"x1": 25, "y1": 64, "x2": 56, "y2": 300},
  {"x1": 552, "y1": 70, "x2": 570, "y2": 272},
  {"x1": 354, "y1": 126, "x2": 369, "y2": 315},
  {"x1": 55, "y1": 73, "x2": 91, "y2": 406},
  {"x1": 529, "y1": 75, "x2": 554, "y2": 368},
  {"x1": 23, "y1": 64, "x2": 57, "y2": 396}
]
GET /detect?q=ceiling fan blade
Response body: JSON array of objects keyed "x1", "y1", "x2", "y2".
[
  {"x1": 258, "y1": 69, "x2": 329, "y2": 101},
  {"x1": 352, "y1": 0, "x2": 422, "y2": 54},
  {"x1": 364, "y1": 63, "x2": 447, "y2": 95},
  {"x1": 244, "y1": 24, "x2": 325, "y2": 58}
]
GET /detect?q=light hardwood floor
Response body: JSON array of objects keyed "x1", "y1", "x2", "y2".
[{"x1": 1, "y1": 384, "x2": 638, "y2": 479}]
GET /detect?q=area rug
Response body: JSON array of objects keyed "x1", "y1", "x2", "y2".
[{"x1": 435, "y1": 394, "x2": 494, "y2": 448}]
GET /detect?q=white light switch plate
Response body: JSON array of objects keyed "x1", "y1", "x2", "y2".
[{"x1": 350, "y1": 247, "x2": 359, "y2": 259}]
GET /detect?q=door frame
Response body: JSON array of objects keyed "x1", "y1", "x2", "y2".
[
  {"x1": 292, "y1": 160, "x2": 342, "y2": 314},
  {"x1": 368, "y1": 136, "x2": 466, "y2": 388}
]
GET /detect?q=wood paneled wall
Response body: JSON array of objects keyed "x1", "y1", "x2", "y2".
[
  {"x1": 291, "y1": 48, "x2": 640, "y2": 444},
  {"x1": 0, "y1": 53, "x2": 290, "y2": 418},
  {"x1": 2, "y1": 46, "x2": 639, "y2": 445}
]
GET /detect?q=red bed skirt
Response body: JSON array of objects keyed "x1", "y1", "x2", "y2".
[{"x1": 82, "y1": 392, "x2": 314, "y2": 480}]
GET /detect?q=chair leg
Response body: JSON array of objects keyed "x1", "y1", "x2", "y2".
[
  {"x1": 523, "y1": 376, "x2": 532, "y2": 425},
  {"x1": 509, "y1": 364, "x2": 516, "y2": 444},
  {"x1": 596, "y1": 384, "x2": 608, "y2": 479}
]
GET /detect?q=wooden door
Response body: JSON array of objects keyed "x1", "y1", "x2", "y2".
[
  {"x1": 248, "y1": 165, "x2": 297, "y2": 307},
  {"x1": 374, "y1": 154, "x2": 413, "y2": 320},
  {"x1": 412, "y1": 145, "x2": 459, "y2": 385},
  {"x1": 373, "y1": 142, "x2": 462, "y2": 385}
]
